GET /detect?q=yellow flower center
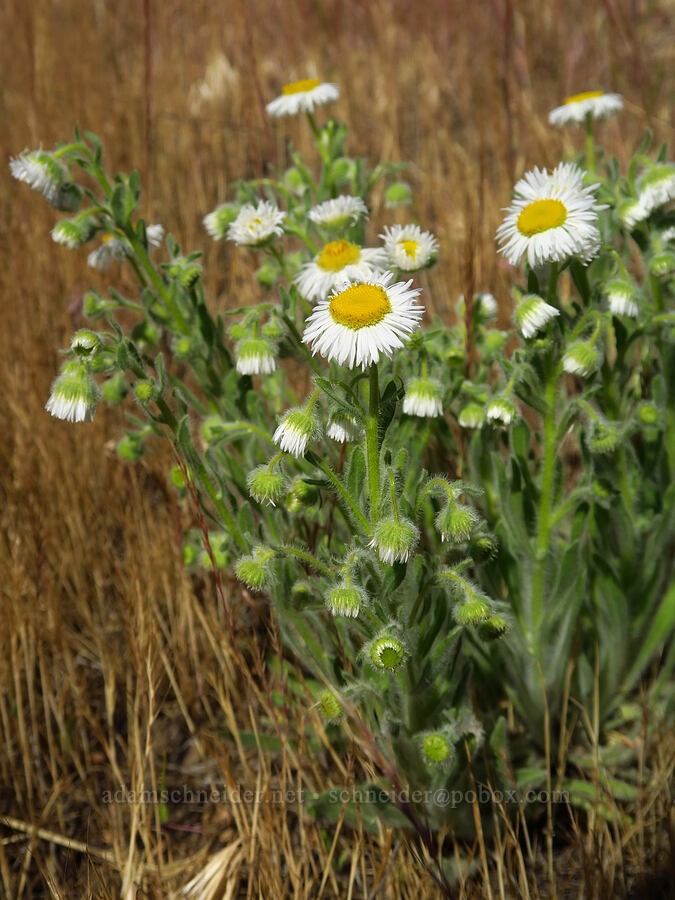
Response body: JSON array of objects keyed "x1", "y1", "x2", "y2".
[
  {"x1": 102, "y1": 234, "x2": 116, "y2": 243},
  {"x1": 399, "y1": 239, "x2": 419, "y2": 258},
  {"x1": 248, "y1": 218, "x2": 262, "y2": 229},
  {"x1": 329, "y1": 283, "x2": 392, "y2": 330},
  {"x1": 317, "y1": 240, "x2": 361, "y2": 271},
  {"x1": 517, "y1": 199, "x2": 567, "y2": 236},
  {"x1": 564, "y1": 90, "x2": 604, "y2": 105},
  {"x1": 282, "y1": 78, "x2": 320, "y2": 96}
]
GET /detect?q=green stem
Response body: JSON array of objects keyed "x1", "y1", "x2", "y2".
[
  {"x1": 388, "y1": 470, "x2": 400, "y2": 523},
  {"x1": 277, "y1": 545, "x2": 332, "y2": 577},
  {"x1": 308, "y1": 455, "x2": 371, "y2": 537},
  {"x1": 531, "y1": 352, "x2": 558, "y2": 636},
  {"x1": 366, "y1": 364, "x2": 381, "y2": 525},
  {"x1": 125, "y1": 229, "x2": 191, "y2": 334}
]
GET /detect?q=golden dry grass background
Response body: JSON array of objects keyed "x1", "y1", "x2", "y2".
[{"x1": 1, "y1": 0, "x2": 674, "y2": 896}]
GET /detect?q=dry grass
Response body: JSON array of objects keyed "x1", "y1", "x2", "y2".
[{"x1": 1, "y1": 0, "x2": 674, "y2": 896}]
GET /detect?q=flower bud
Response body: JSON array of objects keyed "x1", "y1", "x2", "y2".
[
  {"x1": 71, "y1": 329, "x2": 101, "y2": 357},
  {"x1": 45, "y1": 361, "x2": 100, "y2": 423},
  {"x1": 227, "y1": 322, "x2": 249, "y2": 340},
  {"x1": 318, "y1": 691, "x2": 343, "y2": 721},
  {"x1": 83, "y1": 290, "x2": 115, "y2": 320},
  {"x1": 384, "y1": 181, "x2": 412, "y2": 208},
  {"x1": 486, "y1": 397, "x2": 517, "y2": 426},
  {"x1": 134, "y1": 380, "x2": 155, "y2": 402},
  {"x1": 369, "y1": 636, "x2": 406, "y2": 670},
  {"x1": 167, "y1": 256, "x2": 202, "y2": 288},
  {"x1": 515, "y1": 293, "x2": 560, "y2": 338},
  {"x1": 247, "y1": 465, "x2": 286, "y2": 506},
  {"x1": 422, "y1": 733, "x2": 453, "y2": 765},
  {"x1": 604, "y1": 278, "x2": 638, "y2": 317},
  {"x1": 201, "y1": 416, "x2": 228, "y2": 444},
  {"x1": 369, "y1": 517, "x2": 419, "y2": 565},
  {"x1": 52, "y1": 182, "x2": 83, "y2": 213},
  {"x1": 261, "y1": 316, "x2": 284, "y2": 340},
  {"x1": 283, "y1": 167, "x2": 306, "y2": 194},
  {"x1": 483, "y1": 330, "x2": 507, "y2": 353},
  {"x1": 117, "y1": 433, "x2": 144, "y2": 461},
  {"x1": 563, "y1": 342, "x2": 599, "y2": 377},
  {"x1": 478, "y1": 614, "x2": 508, "y2": 641},
  {"x1": 587, "y1": 421, "x2": 620, "y2": 454},
  {"x1": 403, "y1": 377, "x2": 443, "y2": 418},
  {"x1": 470, "y1": 533, "x2": 498, "y2": 562},
  {"x1": 203, "y1": 202, "x2": 239, "y2": 240},
  {"x1": 326, "y1": 583, "x2": 364, "y2": 618},
  {"x1": 255, "y1": 261, "x2": 279, "y2": 288},
  {"x1": 637, "y1": 403, "x2": 659, "y2": 426},
  {"x1": 235, "y1": 338, "x2": 277, "y2": 375},
  {"x1": 455, "y1": 598, "x2": 492, "y2": 625},
  {"x1": 182, "y1": 543, "x2": 197, "y2": 567},
  {"x1": 649, "y1": 251, "x2": 675, "y2": 278},
  {"x1": 169, "y1": 465, "x2": 187, "y2": 490},
  {"x1": 458, "y1": 403, "x2": 485, "y2": 429},
  {"x1": 51, "y1": 218, "x2": 96, "y2": 249},
  {"x1": 235, "y1": 547, "x2": 275, "y2": 590},
  {"x1": 273, "y1": 408, "x2": 317, "y2": 458},
  {"x1": 435, "y1": 503, "x2": 479, "y2": 543}
]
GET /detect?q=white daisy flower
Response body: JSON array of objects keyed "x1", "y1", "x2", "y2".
[
  {"x1": 604, "y1": 278, "x2": 638, "y2": 317},
  {"x1": 273, "y1": 408, "x2": 317, "y2": 458},
  {"x1": 302, "y1": 271, "x2": 424, "y2": 370},
  {"x1": 496, "y1": 162, "x2": 603, "y2": 268},
  {"x1": 146, "y1": 224, "x2": 164, "y2": 248},
  {"x1": 235, "y1": 338, "x2": 277, "y2": 375},
  {"x1": 402, "y1": 377, "x2": 443, "y2": 417},
  {"x1": 636, "y1": 163, "x2": 675, "y2": 218},
  {"x1": 87, "y1": 235, "x2": 128, "y2": 270},
  {"x1": 10, "y1": 150, "x2": 66, "y2": 204},
  {"x1": 308, "y1": 195, "x2": 368, "y2": 229},
  {"x1": 266, "y1": 79, "x2": 339, "y2": 117},
  {"x1": 227, "y1": 201, "x2": 286, "y2": 247},
  {"x1": 327, "y1": 411, "x2": 364, "y2": 442},
  {"x1": 549, "y1": 91, "x2": 623, "y2": 127},
  {"x1": 46, "y1": 362, "x2": 100, "y2": 423},
  {"x1": 380, "y1": 224, "x2": 439, "y2": 272},
  {"x1": 295, "y1": 240, "x2": 387, "y2": 301},
  {"x1": 514, "y1": 293, "x2": 560, "y2": 338}
]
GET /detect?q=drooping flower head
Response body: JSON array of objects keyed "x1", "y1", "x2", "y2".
[
  {"x1": 486, "y1": 397, "x2": 517, "y2": 427},
  {"x1": 563, "y1": 342, "x2": 600, "y2": 377},
  {"x1": 295, "y1": 240, "x2": 387, "y2": 301},
  {"x1": 203, "y1": 203, "x2": 239, "y2": 240},
  {"x1": 514, "y1": 293, "x2": 560, "y2": 338},
  {"x1": 380, "y1": 224, "x2": 439, "y2": 272},
  {"x1": 327, "y1": 410, "x2": 364, "y2": 443},
  {"x1": 636, "y1": 163, "x2": 675, "y2": 219},
  {"x1": 227, "y1": 201, "x2": 286, "y2": 247},
  {"x1": 273, "y1": 407, "x2": 318, "y2": 458},
  {"x1": 10, "y1": 150, "x2": 67, "y2": 204},
  {"x1": 326, "y1": 583, "x2": 364, "y2": 618},
  {"x1": 87, "y1": 234, "x2": 128, "y2": 270},
  {"x1": 402, "y1": 376, "x2": 443, "y2": 418},
  {"x1": 496, "y1": 162, "x2": 603, "y2": 268},
  {"x1": 604, "y1": 278, "x2": 638, "y2": 317},
  {"x1": 548, "y1": 91, "x2": 623, "y2": 127},
  {"x1": 266, "y1": 79, "x2": 339, "y2": 117},
  {"x1": 308, "y1": 195, "x2": 368, "y2": 229},
  {"x1": 302, "y1": 272, "x2": 424, "y2": 370},
  {"x1": 369, "y1": 516, "x2": 419, "y2": 565},
  {"x1": 45, "y1": 361, "x2": 100, "y2": 423},
  {"x1": 235, "y1": 337, "x2": 277, "y2": 375}
]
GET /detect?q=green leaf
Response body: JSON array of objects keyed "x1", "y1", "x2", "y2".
[{"x1": 110, "y1": 182, "x2": 127, "y2": 227}]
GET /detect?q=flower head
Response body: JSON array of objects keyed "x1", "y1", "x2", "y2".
[
  {"x1": 235, "y1": 547, "x2": 275, "y2": 590},
  {"x1": 604, "y1": 278, "x2": 638, "y2": 317},
  {"x1": 548, "y1": 91, "x2": 623, "y2": 127},
  {"x1": 637, "y1": 163, "x2": 675, "y2": 218},
  {"x1": 295, "y1": 240, "x2": 387, "y2": 301},
  {"x1": 380, "y1": 224, "x2": 438, "y2": 272},
  {"x1": 45, "y1": 361, "x2": 100, "y2": 423},
  {"x1": 273, "y1": 408, "x2": 317, "y2": 458},
  {"x1": 203, "y1": 203, "x2": 239, "y2": 240},
  {"x1": 496, "y1": 162, "x2": 603, "y2": 267},
  {"x1": 515, "y1": 293, "x2": 560, "y2": 338},
  {"x1": 369, "y1": 516, "x2": 419, "y2": 565},
  {"x1": 247, "y1": 466, "x2": 286, "y2": 506},
  {"x1": 87, "y1": 234, "x2": 128, "y2": 270},
  {"x1": 318, "y1": 691, "x2": 343, "y2": 721},
  {"x1": 455, "y1": 597, "x2": 492, "y2": 626},
  {"x1": 266, "y1": 79, "x2": 339, "y2": 117},
  {"x1": 436, "y1": 503, "x2": 479, "y2": 543},
  {"x1": 10, "y1": 150, "x2": 66, "y2": 204},
  {"x1": 369, "y1": 636, "x2": 407, "y2": 670},
  {"x1": 617, "y1": 197, "x2": 650, "y2": 230},
  {"x1": 327, "y1": 410, "x2": 364, "y2": 442},
  {"x1": 326, "y1": 583, "x2": 364, "y2": 618},
  {"x1": 458, "y1": 403, "x2": 485, "y2": 429},
  {"x1": 486, "y1": 398, "x2": 517, "y2": 426},
  {"x1": 302, "y1": 272, "x2": 424, "y2": 369},
  {"x1": 51, "y1": 218, "x2": 96, "y2": 249},
  {"x1": 402, "y1": 377, "x2": 443, "y2": 417},
  {"x1": 146, "y1": 224, "x2": 165, "y2": 248},
  {"x1": 587, "y1": 421, "x2": 621, "y2": 454},
  {"x1": 422, "y1": 733, "x2": 454, "y2": 766},
  {"x1": 308, "y1": 195, "x2": 368, "y2": 229},
  {"x1": 227, "y1": 201, "x2": 286, "y2": 247},
  {"x1": 563, "y1": 342, "x2": 600, "y2": 377},
  {"x1": 235, "y1": 337, "x2": 277, "y2": 375}
]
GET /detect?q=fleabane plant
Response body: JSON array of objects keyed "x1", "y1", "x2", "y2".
[{"x1": 12, "y1": 81, "x2": 673, "y2": 840}]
